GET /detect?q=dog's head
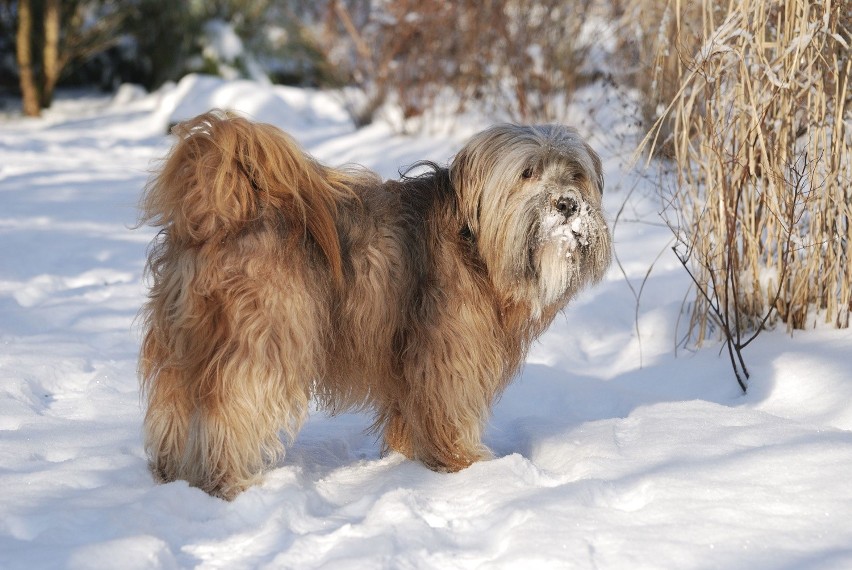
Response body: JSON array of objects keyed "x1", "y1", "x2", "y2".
[{"x1": 451, "y1": 124, "x2": 611, "y2": 310}]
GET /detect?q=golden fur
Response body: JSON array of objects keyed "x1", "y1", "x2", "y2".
[{"x1": 139, "y1": 111, "x2": 611, "y2": 499}]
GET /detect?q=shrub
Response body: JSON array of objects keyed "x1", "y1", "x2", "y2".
[{"x1": 322, "y1": 0, "x2": 599, "y2": 126}]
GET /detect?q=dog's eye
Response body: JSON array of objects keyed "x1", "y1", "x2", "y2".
[{"x1": 521, "y1": 167, "x2": 535, "y2": 180}]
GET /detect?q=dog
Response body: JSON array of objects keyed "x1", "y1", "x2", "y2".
[{"x1": 138, "y1": 110, "x2": 611, "y2": 499}]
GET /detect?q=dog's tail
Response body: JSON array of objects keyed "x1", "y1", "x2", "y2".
[{"x1": 141, "y1": 110, "x2": 358, "y2": 282}]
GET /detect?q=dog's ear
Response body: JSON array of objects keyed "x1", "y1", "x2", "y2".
[
  {"x1": 584, "y1": 141, "x2": 604, "y2": 195},
  {"x1": 449, "y1": 145, "x2": 482, "y2": 233}
]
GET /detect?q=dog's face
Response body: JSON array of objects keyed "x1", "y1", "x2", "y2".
[{"x1": 451, "y1": 124, "x2": 611, "y2": 309}]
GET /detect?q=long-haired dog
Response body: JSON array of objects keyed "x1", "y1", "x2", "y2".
[{"x1": 139, "y1": 110, "x2": 611, "y2": 499}]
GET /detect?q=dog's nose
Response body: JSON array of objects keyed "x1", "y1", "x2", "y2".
[{"x1": 555, "y1": 196, "x2": 579, "y2": 219}]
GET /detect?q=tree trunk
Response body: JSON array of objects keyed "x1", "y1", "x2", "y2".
[
  {"x1": 42, "y1": 0, "x2": 61, "y2": 108},
  {"x1": 16, "y1": 0, "x2": 41, "y2": 117}
]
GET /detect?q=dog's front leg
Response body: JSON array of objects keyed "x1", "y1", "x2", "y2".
[{"x1": 392, "y1": 306, "x2": 507, "y2": 472}]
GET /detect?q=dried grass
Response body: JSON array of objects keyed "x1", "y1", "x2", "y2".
[
  {"x1": 614, "y1": 0, "x2": 720, "y2": 146},
  {"x1": 635, "y1": 0, "x2": 851, "y2": 353}
]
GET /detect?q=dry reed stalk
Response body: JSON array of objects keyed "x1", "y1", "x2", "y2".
[
  {"x1": 615, "y1": 0, "x2": 724, "y2": 145},
  {"x1": 637, "y1": 0, "x2": 851, "y2": 381}
]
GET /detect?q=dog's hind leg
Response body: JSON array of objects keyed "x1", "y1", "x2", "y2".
[
  {"x1": 140, "y1": 332, "x2": 195, "y2": 485},
  {"x1": 141, "y1": 238, "x2": 324, "y2": 499}
]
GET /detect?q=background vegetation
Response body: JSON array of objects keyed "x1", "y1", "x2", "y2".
[
  {"x1": 635, "y1": 0, "x2": 850, "y2": 389},
  {"x1": 2, "y1": 0, "x2": 849, "y2": 389}
]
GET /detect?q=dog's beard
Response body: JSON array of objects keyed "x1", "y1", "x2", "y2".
[
  {"x1": 532, "y1": 197, "x2": 609, "y2": 307},
  {"x1": 475, "y1": 191, "x2": 609, "y2": 311},
  {"x1": 475, "y1": 181, "x2": 610, "y2": 311}
]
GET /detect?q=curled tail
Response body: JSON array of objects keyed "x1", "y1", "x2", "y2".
[{"x1": 141, "y1": 110, "x2": 357, "y2": 281}]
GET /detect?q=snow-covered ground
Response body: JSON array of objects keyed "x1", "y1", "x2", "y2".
[{"x1": 2, "y1": 75, "x2": 852, "y2": 569}]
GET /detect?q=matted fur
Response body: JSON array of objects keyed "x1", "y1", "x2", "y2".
[{"x1": 139, "y1": 110, "x2": 611, "y2": 499}]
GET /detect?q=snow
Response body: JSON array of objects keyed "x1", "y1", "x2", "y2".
[
  {"x1": 2, "y1": 75, "x2": 852, "y2": 569},
  {"x1": 543, "y1": 203, "x2": 593, "y2": 259}
]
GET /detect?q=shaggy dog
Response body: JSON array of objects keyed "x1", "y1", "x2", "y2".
[{"x1": 139, "y1": 111, "x2": 611, "y2": 499}]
